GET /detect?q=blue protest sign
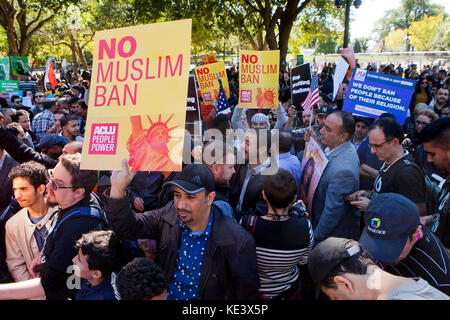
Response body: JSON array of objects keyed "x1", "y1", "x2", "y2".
[{"x1": 343, "y1": 68, "x2": 415, "y2": 124}]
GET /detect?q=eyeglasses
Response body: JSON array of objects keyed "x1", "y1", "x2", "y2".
[
  {"x1": 368, "y1": 139, "x2": 393, "y2": 149},
  {"x1": 415, "y1": 120, "x2": 430, "y2": 127},
  {"x1": 35, "y1": 95, "x2": 45, "y2": 98},
  {"x1": 49, "y1": 178, "x2": 75, "y2": 191}
]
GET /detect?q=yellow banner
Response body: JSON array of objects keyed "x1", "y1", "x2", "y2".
[
  {"x1": 81, "y1": 19, "x2": 192, "y2": 171},
  {"x1": 195, "y1": 61, "x2": 229, "y2": 106},
  {"x1": 239, "y1": 50, "x2": 279, "y2": 109}
]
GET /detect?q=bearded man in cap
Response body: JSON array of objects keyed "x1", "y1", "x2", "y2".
[{"x1": 104, "y1": 162, "x2": 259, "y2": 300}]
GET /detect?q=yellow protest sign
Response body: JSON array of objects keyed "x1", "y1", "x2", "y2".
[
  {"x1": 81, "y1": 19, "x2": 192, "y2": 171},
  {"x1": 200, "y1": 53, "x2": 218, "y2": 65},
  {"x1": 239, "y1": 50, "x2": 279, "y2": 109},
  {"x1": 195, "y1": 61, "x2": 229, "y2": 105}
]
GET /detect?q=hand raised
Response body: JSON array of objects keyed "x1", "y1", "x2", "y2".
[{"x1": 110, "y1": 159, "x2": 136, "y2": 199}]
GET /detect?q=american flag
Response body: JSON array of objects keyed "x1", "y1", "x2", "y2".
[
  {"x1": 216, "y1": 74, "x2": 230, "y2": 115},
  {"x1": 301, "y1": 72, "x2": 319, "y2": 111}
]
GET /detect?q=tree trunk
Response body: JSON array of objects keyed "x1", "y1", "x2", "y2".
[{"x1": 68, "y1": 33, "x2": 79, "y2": 74}]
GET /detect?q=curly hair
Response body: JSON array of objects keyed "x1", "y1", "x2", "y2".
[
  {"x1": 8, "y1": 161, "x2": 49, "y2": 190},
  {"x1": 116, "y1": 258, "x2": 168, "y2": 300},
  {"x1": 74, "y1": 230, "x2": 121, "y2": 278}
]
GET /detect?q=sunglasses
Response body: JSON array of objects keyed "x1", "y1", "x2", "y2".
[{"x1": 48, "y1": 178, "x2": 75, "y2": 191}]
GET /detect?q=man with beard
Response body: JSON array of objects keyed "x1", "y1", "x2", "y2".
[
  {"x1": 0, "y1": 153, "x2": 107, "y2": 300},
  {"x1": 421, "y1": 117, "x2": 450, "y2": 251},
  {"x1": 104, "y1": 162, "x2": 259, "y2": 300},
  {"x1": 5, "y1": 162, "x2": 57, "y2": 284}
]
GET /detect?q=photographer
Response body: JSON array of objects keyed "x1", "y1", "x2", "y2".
[{"x1": 240, "y1": 169, "x2": 314, "y2": 300}]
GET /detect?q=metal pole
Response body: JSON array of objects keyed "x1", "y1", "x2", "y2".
[{"x1": 343, "y1": 0, "x2": 351, "y2": 48}]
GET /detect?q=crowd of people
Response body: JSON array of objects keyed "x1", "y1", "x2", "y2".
[{"x1": 0, "y1": 59, "x2": 448, "y2": 301}]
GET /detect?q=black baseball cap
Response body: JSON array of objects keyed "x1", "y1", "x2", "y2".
[
  {"x1": 354, "y1": 115, "x2": 373, "y2": 127},
  {"x1": 318, "y1": 105, "x2": 335, "y2": 115},
  {"x1": 163, "y1": 164, "x2": 215, "y2": 195},
  {"x1": 308, "y1": 237, "x2": 362, "y2": 286},
  {"x1": 359, "y1": 193, "x2": 420, "y2": 263}
]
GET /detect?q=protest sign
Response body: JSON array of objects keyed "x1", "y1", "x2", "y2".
[
  {"x1": 0, "y1": 58, "x2": 10, "y2": 80},
  {"x1": 343, "y1": 68, "x2": 415, "y2": 125},
  {"x1": 195, "y1": 61, "x2": 229, "y2": 106},
  {"x1": 200, "y1": 53, "x2": 218, "y2": 65},
  {"x1": 81, "y1": 19, "x2": 192, "y2": 171},
  {"x1": 10, "y1": 56, "x2": 30, "y2": 76},
  {"x1": 333, "y1": 56, "x2": 349, "y2": 101},
  {"x1": 185, "y1": 75, "x2": 201, "y2": 137},
  {"x1": 0, "y1": 80, "x2": 19, "y2": 92},
  {"x1": 290, "y1": 63, "x2": 311, "y2": 110},
  {"x1": 0, "y1": 80, "x2": 20, "y2": 104},
  {"x1": 238, "y1": 50, "x2": 279, "y2": 109},
  {"x1": 299, "y1": 138, "x2": 328, "y2": 215}
]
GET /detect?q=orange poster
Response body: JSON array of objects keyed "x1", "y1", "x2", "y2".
[
  {"x1": 81, "y1": 19, "x2": 192, "y2": 171},
  {"x1": 195, "y1": 61, "x2": 229, "y2": 106},
  {"x1": 239, "y1": 50, "x2": 279, "y2": 109}
]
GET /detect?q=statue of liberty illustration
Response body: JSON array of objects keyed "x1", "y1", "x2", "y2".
[{"x1": 127, "y1": 113, "x2": 181, "y2": 171}]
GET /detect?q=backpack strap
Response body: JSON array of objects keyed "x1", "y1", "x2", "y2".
[{"x1": 245, "y1": 215, "x2": 258, "y2": 236}]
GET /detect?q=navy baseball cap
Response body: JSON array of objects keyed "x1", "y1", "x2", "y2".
[
  {"x1": 318, "y1": 105, "x2": 335, "y2": 115},
  {"x1": 308, "y1": 237, "x2": 362, "y2": 286},
  {"x1": 37, "y1": 134, "x2": 71, "y2": 149},
  {"x1": 359, "y1": 193, "x2": 420, "y2": 263},
  {"x1": 163, "y1": 164, "x2": 215, "y2": 195},
  {"x1": 354, "y1": 115, "x2": 373, "y2": 127}
]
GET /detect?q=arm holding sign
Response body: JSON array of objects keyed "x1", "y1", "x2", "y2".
[{"x1": 105, "y1": 160, "x2": 167, "y2": 240}]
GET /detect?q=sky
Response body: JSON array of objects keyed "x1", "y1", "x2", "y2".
[{"x1": 350, "y1": 0, "x2": 450, "y2": 41}]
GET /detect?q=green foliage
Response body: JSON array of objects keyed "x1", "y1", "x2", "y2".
[{"x1": 375, "y1": 0, "x2": 445, "y2": 39}]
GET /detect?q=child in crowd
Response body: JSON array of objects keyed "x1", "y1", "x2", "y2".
[
  {"x1": 72, "y1": 230, "x2": 121, "y2": 300},
  {"x1": 116, "y1": 257, "x2": 168, "y2": 300}
]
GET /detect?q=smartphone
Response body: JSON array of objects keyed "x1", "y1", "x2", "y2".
[{"x1": 343, "y1": 194, "x2": 351, "y2": 204}]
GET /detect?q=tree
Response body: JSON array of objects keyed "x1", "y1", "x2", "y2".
[
  {"x1": 384, "y1": 29, "x2": 408, "y2": 52},
  {"x1": 375, "y1": 0, "x2": 444, "y2": 40},
  {"x1": 37, "y1": 2, "x2": 96, "y2": 72},
  {"x1": 353, "y1": 38, "x2": 369, "y2": 53},
  {"x1": 0, "y1": 0, "x2": 79, "y2": 57},
  {"x1": 409, "y1": 13, "x2": 449, "y2": 51}
]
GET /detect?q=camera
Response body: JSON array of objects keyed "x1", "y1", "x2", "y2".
[{"x1": 288, "y1": 203, "x2": 308, "y2": 218}]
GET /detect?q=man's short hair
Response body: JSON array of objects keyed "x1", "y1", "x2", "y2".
[
  {"x1": 6, "y1": 122, "x2": 23, "y2": 137},
  {"x1": 419, "y1": 117, "x2": 450, "y2": 150},
  {"x1": 331, "y1": 110, "x2": 355, "y2": 141},
  {"x1": 59, "y1": 153, "x2": 98, "y2": 195},
  {"x1": 43, "y1": 99, "x2": 57, "y2": 110},
  {"x1": 279, "y1": 88, "x2": 291, "y2": 104},
  {"x1": 278, "y1": 130, "x2": 293, "y2": 154},
  {"x1": 116, "y1": 257, "x2": 169, "y2": 300},
  {"x1": 369, "y1": 116, "x2": 404, "y2": 144},
  {"x1": 8, "y1": 161, "x2": 49, "y2": 190},
  {"x1": 10, "y1": 95, "x2": 20, "y2": 103},
  {"x1": 77, "y1": 99, "x2": 88, "y2": 110},
  {"x1": 10, "y1": 109, "x2": 29, "y2": 123},
  {"x1": 60, "y1": 114, "x2": 78, "y2": 128},
  {"x1": 54, "y1": 109, "x2": 70, "y2": 117},
  {"x1": 69, "y1": 97, "x2": 79, "y2": 105},
  {"x1": 263, "y1": 169, "x2": 297, "y2": 209},
  {"x1": 74, "y1": 230, "x2": 120, "y2": 278},
  {"x1": 209, "y1": 114, "x2": 231, "y2": 137},
  {"x1": 202, "y1": 140, "x2": 235, "y2": 165}
]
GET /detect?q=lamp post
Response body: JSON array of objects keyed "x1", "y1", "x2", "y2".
[{"x1": 335, "y1": 0, "x2": 362, "y2": 48}]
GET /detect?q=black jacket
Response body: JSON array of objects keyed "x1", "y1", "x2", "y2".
[
  {"x1": 0, "y1": 127, "x2": 57, "y2": 169},
  {"x1": 104, "y1": 192, "x2": 260, "y2": 300}
]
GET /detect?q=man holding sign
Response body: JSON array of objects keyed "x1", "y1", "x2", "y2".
[{"x1": 306, "y1": 111, "x2": 360, "y2": 243}]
